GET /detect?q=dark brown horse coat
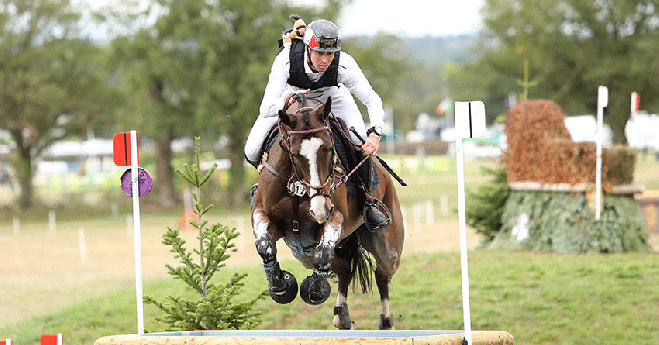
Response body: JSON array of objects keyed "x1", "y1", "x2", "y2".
[{"x1": 251, "y1": 95, "x2": 404, "y2": 330}]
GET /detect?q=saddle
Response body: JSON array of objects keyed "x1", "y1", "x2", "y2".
[{"x1": 258, "y1": 116, "x2": 379, "y2": 190}]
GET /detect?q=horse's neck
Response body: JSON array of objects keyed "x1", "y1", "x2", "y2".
[{"x1": 268, "y1": 140, "x2": 293, "y2": 176}]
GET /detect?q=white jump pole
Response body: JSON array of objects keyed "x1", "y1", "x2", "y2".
[
  {"x1": 455, "y1": 136, "x2": 472, "y2": 345},
  {"x1": 111, "y1": 202, "x2": 119, "y2": 218},
  {"x1": 78, "y1": 228, "x2": 87, "y2": 263},
  {"x1": 130, "y1": 130, "x2": 144, "y2": 335},
  {"x1": 13, "y1": 216, "x2": 19, "y2": 235},
  {"x1": 596, "y1": 86, "x2": 607, "y2": 221},
  {"x1": 425, "y1": 199, "x2": 434, "y2": 225},
  {"x1": 455, "y1": 101, "x2": 486, "y2": 345},
  {"x1": 441, "y1": 194, "x2": 449, "y2": 215},
  {"x1": 413, "y1": 203, "x2": 421, "y2": 233},
  {"x1": 237, "y1": 216, "x2": 245, "y2": 250},
  {"x1": 48, "y1": 210, "x2": 56, "y2": 233}
]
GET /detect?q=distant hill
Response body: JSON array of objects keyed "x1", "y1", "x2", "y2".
[
  {"x1": 346, "y1": 34, "x2": 483, "y2": 65},
  {"x1": 402, "y1": 35, "x2": 482, "y2": 65}
]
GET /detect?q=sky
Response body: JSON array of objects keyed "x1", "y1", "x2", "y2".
[
  {"x1": 337, "y1": 0, "x2": 486, "y2": 37},
  {"x1": 83, "y1": 0, "x2": 486, "y2": 38}
]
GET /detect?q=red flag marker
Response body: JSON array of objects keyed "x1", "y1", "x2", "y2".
[
  {"x1": 113, "y1": 132, "x2": 139, "y2": 166},
  {"x1": 41, "y1": 334, "x2": 62, "y2": 345}
]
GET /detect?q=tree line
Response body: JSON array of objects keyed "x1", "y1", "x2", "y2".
[{"x1": 2, "y1": 0, "x2": 658, "y2": 210}]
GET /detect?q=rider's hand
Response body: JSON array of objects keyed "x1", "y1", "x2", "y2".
[
  {"x1": 284, "y1": 89, "x2": 310, "y2": 108},
  {"x1": 360, "y1": 134, "x2": 380, "y2": 157}
]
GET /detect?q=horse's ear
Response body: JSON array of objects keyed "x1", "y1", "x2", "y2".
[
  {"x1": 279, "y1": 109, "x2": 292, "y2": 129},
  {"x1": 319, "y1": 97, "x2": 331, "y2": 121}
]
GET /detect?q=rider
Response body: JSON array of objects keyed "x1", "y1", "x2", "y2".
[{"x1": 244, "y1": 18, "x2": 389, "y2": 232}]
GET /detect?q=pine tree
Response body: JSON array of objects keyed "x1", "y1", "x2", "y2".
[
  {"x1": 466, "y1": 165, "x2": 511, "y2": 243},
  {"x1": 144, "y1": 138, "x2": 266, "y2": 331}
]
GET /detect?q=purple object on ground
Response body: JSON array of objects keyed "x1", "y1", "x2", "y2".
[{"x1": 120, "y1": 167, "x2": 153, "y2": 197}]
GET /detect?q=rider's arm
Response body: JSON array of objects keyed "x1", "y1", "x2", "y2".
[
  {"x1": 259, "y1": 44, "x2": 292, "y2": 118},
  {"x1": 337, "y1": 53, "x2": 386, "y2": 130}
]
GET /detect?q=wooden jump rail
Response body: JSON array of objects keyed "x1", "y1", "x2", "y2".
[
  {"x1": 508, "y1": 182, "x2": 645, "y2": 195},
  {"x1": 94, "y1": 330, "x2": 514, "y2": 345}
]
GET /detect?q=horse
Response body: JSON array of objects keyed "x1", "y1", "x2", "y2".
[{"x1": 250, "y1": 93, "x2": 405, "y2": 330}]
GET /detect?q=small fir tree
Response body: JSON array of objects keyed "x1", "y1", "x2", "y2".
[
  {"x1": 144, "y1": 138, "x2": 266, "y2": 331},
  {"x1": 466, "y1": 165, "x2": 511, "y2": 243}
]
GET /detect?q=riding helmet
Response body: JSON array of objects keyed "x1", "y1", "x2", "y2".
[{"x1": 303, "y1": 20, "x2": 341, "y2": 52}]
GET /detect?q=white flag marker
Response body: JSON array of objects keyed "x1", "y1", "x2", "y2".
[
  {"x1": 454, "y1": 101, "x2": 486, "y2": 345},
  {"x1": 596, "y1": 86, "x2": 607, "y2": 221},
  {"x1": 129, "y1": 130, "x2": 144, "y2": 334}
]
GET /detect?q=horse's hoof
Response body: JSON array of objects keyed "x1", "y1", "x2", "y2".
[
  {"x1": 379, "y1": 313, "x2": 395, "y2": 330},
  {"x1": 300, "y1": 275, "x2": 331, "y2": 305},
  {"x1": 269, "y1": 270, "x2": 298, "y2": 304}
]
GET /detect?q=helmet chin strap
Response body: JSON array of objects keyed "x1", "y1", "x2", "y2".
[{"x1": 305, "y1": 45, "x2": 320, "y2": 73}]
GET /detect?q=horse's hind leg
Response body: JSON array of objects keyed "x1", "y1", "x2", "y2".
[
  {"x1": 360, "y1": 222, "x2": 403, "y2": 330},
  {"x1": 331, "y1": 252, "x2": 357, "y2": 330},
  {"x1": 375, "y1": 267, "x2": 395, "y2": 330}
]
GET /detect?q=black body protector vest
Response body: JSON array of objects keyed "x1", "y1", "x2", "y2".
[{"x1": 286, "y1": 40, "x2": 340, "y2": 90}]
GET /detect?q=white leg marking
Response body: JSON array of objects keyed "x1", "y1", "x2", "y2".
[
  {"x1": 252, "y1": 209, "x2": 272, "y2": 256},
  {"x1": 321, "y1": 220, "x2": 341, "y2": 248},
  {"x1": 381, "y1": 298, "x2": 390, "y2": 316},
  {"x1": 336, "y1": 292, "x2": 347, "y2": 306}
]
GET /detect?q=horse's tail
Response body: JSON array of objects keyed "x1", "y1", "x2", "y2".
[{"x1": 337, "y1": 231, "x2": 375, "y2": 293}]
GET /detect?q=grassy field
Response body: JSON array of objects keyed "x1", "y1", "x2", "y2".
[
  {"x1": 2, "y1": 252, "x2": 658, "y2": 345},
  {"x1": 1, "y1": 156, "x2": 658, "y2": 344}
]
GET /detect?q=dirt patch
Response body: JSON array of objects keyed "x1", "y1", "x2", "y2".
[{"x1": 0, "y1": 215, "x2": 478, "y2": 328}]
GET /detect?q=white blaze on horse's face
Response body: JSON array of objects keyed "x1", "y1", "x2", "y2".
[{"x1": 299, "y1": 137, "x2": 332, "y2": 223}]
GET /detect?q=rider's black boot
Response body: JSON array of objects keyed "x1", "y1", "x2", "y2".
[
  {"x1": 245, "y1": 153, "x2": 259, "y2": 169},
  {"x1": 245, "y1": 153, "x2": 259, "y2": 210},
  {"x1": 358, "y1": 156, "x2": 390, "y2": 232}
]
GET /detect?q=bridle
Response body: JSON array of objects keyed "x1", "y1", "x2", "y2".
[
  {"x1": 260, "y1": 101, "x2": 370, "y2": 231},
  {"x1": 280, "y1": 107, "x2": 336, "y2": 207}
]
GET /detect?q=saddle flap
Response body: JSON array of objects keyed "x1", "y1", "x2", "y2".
[
  {"x1": 328, "y1": 116, "x2": 379, "y2": 190},
  {"x1": 260, "y1": 124, "x2": 281, "y2": 157}
]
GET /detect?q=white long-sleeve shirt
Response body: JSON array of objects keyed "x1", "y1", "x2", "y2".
[{"x1": 258, "y1": 42, "x2": 386, "y2": 130}]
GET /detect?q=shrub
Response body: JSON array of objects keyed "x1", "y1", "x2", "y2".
[
  {"x1": 466, "y1": 164, "x2": 510, "y2": 242},
  {"x1": 144, "y1": 138, "x2": 266, "y2": 331}
]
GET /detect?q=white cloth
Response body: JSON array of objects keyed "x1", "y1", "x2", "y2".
[{"x1": 244, "y1": 43, "x2": 385, "y2": 162}]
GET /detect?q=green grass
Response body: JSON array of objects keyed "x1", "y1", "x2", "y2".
[
  {"x1": 2, "y1": 157, "x2": 658, "y2": 344},
  {"x1": 3, "y1": 252, "x2": 658, "y2": 345}
]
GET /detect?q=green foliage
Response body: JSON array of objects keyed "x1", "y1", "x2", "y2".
[
  {"x1": 481, "y1": 0, "x2": 659, "y2": 144},
  {"x1": 0, "y1": 0, "x2": 119, "y2": 208},
  {"x1": 606, "y1": 145, "x2": 638, "y2": 185},
  {"x1": 466, "y1": 165, "x2": 511, "y2": 242},
  {"x1": 107, "y1": 0, "x2": 350, "y2": 205},
  {"x1": 144, "y1": 138, "x2": 266, "y2": 330},
  {"x1": 497, "y1": 191, "x2": 651, "y2": 253}
]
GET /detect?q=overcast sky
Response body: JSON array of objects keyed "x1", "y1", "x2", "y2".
[
  {"x1": 337, "y1": 0, "x2": 485, "y2": 37},
  {"x1": 82, "y1": 0, "x2": 486, "y2": 38}
]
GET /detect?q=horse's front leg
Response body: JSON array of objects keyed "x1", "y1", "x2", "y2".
[
  {"x1": 300, "y1": 212, "x2": 344, "y2": 305},
  {"x1": 253, "y1": 208, "x2": 298, "y2": 304}
]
